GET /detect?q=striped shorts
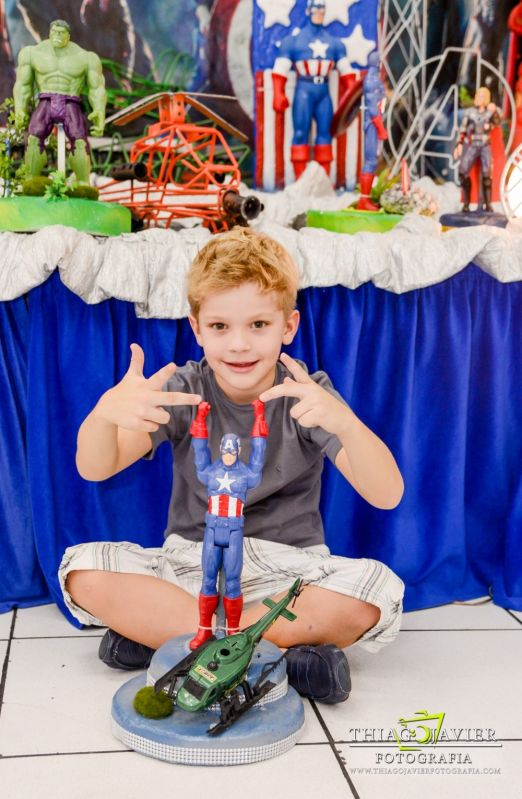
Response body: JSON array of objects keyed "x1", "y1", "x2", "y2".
[{"x1": 58, "y1": 534, "x2": 405, "y2": 653}]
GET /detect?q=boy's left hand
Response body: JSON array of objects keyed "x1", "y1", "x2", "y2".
[{"x1": 259, "y1": 353, "x2": 350, "y2": 436}]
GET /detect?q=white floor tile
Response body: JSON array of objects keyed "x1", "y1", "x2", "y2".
[
  {"x1": 14, "y1": 604, "x2": 105, "y2": 638},
  {"x1": 401, "y1": 601, "x2": 521, "y2": 630},
  {"x1": 0, "y1": 610, "x2": 13, "y2": 639},
  {"x1": 0, "y1": 637, "x2": 128, "y2": 755},
  {"x1": 509, "y1": 609, "x2": 522, "y2": 624},
  {"x1": 0, "y1": 640, "x2": 7, "y2": 663},
  {"x1": 317, "y1": 630, "x2": 522, "y2": 743},
  {"x1": 0, "y1": 744, "x2": 351, "y2": 799},
  {"x1": 342, "y1": 740, "x2": 520, "y2": 799}
]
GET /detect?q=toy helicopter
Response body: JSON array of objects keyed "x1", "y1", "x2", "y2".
[
  {"x1": 137, "y1": 577, "x2": 303, "y2": 736},
  {"x1": 98, "y1": 91, "x2": 262, "y2": 232}
]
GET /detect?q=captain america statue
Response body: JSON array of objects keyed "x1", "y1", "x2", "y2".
[
  {"x1": 188, "y1": 399, "x2": 268, "y2": 650},
  {"x1": 357, "y1": 50, "x2": 388, "y2": 211},
  {"x1": 271, "y1": 0, "x2": 353, "y2": 179}
]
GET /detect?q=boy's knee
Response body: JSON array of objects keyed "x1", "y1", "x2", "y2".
[
  {"x1": 323, "y1": 594, "x2": 381, "y2": 647},
  {"x1": 66, "y1": 569, "x2": 105, "y2": 603},
  {"x1": 330, "y1": 597, "x2": 381, "y2": 642},
  {"x1": 358, "y1": 601, "x2": 381, "y2": 634}
]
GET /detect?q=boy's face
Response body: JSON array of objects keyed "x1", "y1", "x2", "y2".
[{"x1": 189, "y1": 282, "x2": 299, "y2": 404}]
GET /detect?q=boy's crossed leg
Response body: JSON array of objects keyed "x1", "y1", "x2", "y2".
[
  {"x1": 63, "y1": 538, "x2": 403, "y2": 704},
  {"x1": 65, "y1": 569, "x2": 380, "y2": 650}
]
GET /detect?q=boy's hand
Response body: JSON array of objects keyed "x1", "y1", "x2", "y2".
[
  {"x1": 259, "y1": 353, "x2": 349, "y2": 436},
  {"x1": 94, "y1": 343, "x2": 202, "y2": 433}
]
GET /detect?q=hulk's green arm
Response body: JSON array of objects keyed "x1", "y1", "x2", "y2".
[
  {"x1": 86, "y1": 51, "x2": 106, "y2": 131},
  {"x1": 13, "y1": 47, "x2": 34, "y2": 119}
]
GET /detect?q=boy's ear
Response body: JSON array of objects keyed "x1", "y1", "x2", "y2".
[
  {"x1": 188, "y1": 315, "x2": 203, "y2": 346},
  {"x1": 282, "y1": 309, "x2": 300, "y2": 345}
]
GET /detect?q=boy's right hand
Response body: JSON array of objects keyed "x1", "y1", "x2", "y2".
[{"x1": 94, "y1": 343, "x2": 202, "y2": 433}]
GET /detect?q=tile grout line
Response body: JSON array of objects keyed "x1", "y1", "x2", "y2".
[
  {"x1": 0, "y1": 749, "x2": 131, "y2": 760},
  {"x1": 10, "y1": 627, "x2": 522, "y2": 640},
  {"x1": 2, "y1": 739, "x2": 521, "y2": 761},
  {"x1": 400, "y1": 628, "x2": 522, "y2": 632},
  {"x1": 0, "y1": 609, "x2": 17, "y2": 722},
  {"x1": 12, "y1": 634, "x2": 105, "y2": 640},
  {"x1": 309, "y1": 699, "x2": 361, "y2": 799},
  {"x1": 503, "y1": 608, "x2": 522, "y2": 626},
  {"x1": 0, "y1": 744, "x2": 339, "y2": 760}
]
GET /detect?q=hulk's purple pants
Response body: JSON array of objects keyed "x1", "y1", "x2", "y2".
[{"x1": 28, "y1": 93, "x2": 90, "y2": 153}]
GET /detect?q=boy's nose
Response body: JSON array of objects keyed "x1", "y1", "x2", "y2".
[{"x1": 229, "y1": 331, "x2": 251, "y2": 351}]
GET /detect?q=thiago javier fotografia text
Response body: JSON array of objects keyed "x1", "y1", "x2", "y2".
[
  {"x1": 346, "y1": 726, "x2": 501, "y2": 766},
  {"x1": 348, "y1": 727, "x2": 498, "y2": 743}
]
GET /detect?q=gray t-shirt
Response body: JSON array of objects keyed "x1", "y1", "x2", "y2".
[{"x1": 146, "y1": 358, "x2": 346, "y2": 547}]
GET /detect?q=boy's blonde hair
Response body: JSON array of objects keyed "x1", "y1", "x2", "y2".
[{"x1": 187, "y1": 227, "x2": 299, "y2": 319}]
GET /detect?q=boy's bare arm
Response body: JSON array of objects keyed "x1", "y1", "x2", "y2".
[
  {"x1": 76, "y1": 344, "x2": 201, "y2": 481},
  {"x1": 260, "y1": 353, "x2": 404, "y2": 510}
]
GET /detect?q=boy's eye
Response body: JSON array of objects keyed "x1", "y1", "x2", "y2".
[
  {"x1": 252, "y1": 321, "x2": 268, "y2": 329},
  {"x1": 210, "y1": 323, "x2": 226, "y2": 331}
]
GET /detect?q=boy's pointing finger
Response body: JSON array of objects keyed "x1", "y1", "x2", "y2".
[
  {"x1": 158, "y1": 391, "x2": 202, "y2": 406},
  {"x1": 147, "y1": 362, "x2": 178, "y2": 390},
  {"x1": 279, "y1": 352, "x2": 313, "y2": 383},
  {"x1": 259, "y1": 379, "x2": 307, "y2": 403}
]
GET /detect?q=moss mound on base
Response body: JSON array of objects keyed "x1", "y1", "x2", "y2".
[
  {"x1": 133, "y1": 686, "x2": 174, "y2": 719},
  {"x1": 66, "y1": 184, "x2": 99, "y2": 201},
  {"x1": 22, "y1": 178, "x2": 100, "y2": 201},
  {"x1": 22, "y1": 176, "x2": 51, "y2": 196}
]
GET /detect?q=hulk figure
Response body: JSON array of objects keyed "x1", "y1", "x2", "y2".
[{"x1": 13, "y1": 19, "x2": 106, "y2": 185}]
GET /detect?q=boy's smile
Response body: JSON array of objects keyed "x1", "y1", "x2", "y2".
[{"x1": 189, "y1": 281, "x2": 299, "y2": 404}]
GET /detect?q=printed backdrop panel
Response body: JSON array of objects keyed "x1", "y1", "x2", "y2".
[
  {"x1": 253, "y1": 0, "x2": 377, "y2": 189},
  {"x1": 253, "y1": 0, "x2": 378, "y2": 71}
]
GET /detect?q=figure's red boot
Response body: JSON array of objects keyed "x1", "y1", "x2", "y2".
[
  {"x1": 189, "y1": 593, "x2": 219, "y2": 650},
  {"x1": 314, "y1": 143, "x2": 333, "y2": 176},
  {"x1": 357, "y1": 172, "x2": 379, "y2": 210},
  {"x1": 223, "y1": 595, "x2": 243, "y2": 635},
  {"x1": 291, "y1": 144, "x2": 310, "y2": 179}
]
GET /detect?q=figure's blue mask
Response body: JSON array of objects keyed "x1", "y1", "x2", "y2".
[
  {"x1": 307, "y1": 0, "x2": 326, "y2": 14},
  {"x1": 220, "y1": 434, "x2": 241, "y2": 456},
  {"x1": 368, "y1": 51, "x2": 380, "y2": 69}
]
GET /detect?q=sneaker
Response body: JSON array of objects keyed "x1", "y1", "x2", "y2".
[
  {"x1": 285, "y1": 644, "x2": 351, "y2": 704},
  {"x1": 98, "y1": 629, "x2": 155, "y2": 670}
]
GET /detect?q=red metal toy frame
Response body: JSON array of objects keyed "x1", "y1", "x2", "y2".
[{"x1": 99, "y1": 92, "x2": 248, "y2": 232}]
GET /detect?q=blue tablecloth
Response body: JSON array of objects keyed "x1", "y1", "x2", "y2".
[{"x1": 1, "y1": 265, "x2": 521, "y2": 620}]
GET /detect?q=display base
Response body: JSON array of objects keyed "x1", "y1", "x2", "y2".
[
  {"x1": 307, "y1": 208, "x2": 403, "y2": 234},
  {"x1": 0, "y1": 195, "x2": 131, "y2": 236},
  {"x1": 111, "y1": 635, "x2": 305, "y2": 766},
  {"x1": 439, "y1": 211, "x2": 508, "y2": 229}
]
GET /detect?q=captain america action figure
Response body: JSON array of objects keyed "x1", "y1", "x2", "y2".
[
  {"x1": 271, "y1": 0, "x2": 353, "y2": 179},
  {"x1": 357, "y1": 50, "x2": 388, "y2": 210},
  {"x1": 188, "y1": 398, "x2": 268, "y2": 650}
]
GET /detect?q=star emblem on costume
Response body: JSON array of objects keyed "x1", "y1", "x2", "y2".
[
  {"x1": 342, "y1": 24, "x2": 376, "y2": 67},
  {"x1": 257, "y1": 0, "x2": 297, "y2": 28},
  {"x1": 324, "y1": 0, "x2": 360, "y2": 27},
  {"x1": 309, "y1": 38, "x2": 329, "y2": 58},
  {"x1": 216, "y1": 472, "x2": 236, "y2": 492}
]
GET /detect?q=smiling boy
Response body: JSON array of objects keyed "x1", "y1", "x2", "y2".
[{"x1": 60, "y1": 227, "x2": 404, "y2": 704}]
